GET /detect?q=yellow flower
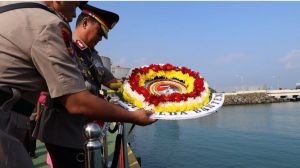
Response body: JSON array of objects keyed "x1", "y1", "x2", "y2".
[
  {"x1": 156, "y1": 71, "x2": 165, "y2": 78},
  {"x1": 134, "y1": 100, "x2": 143, "y2": 108},
  {"x1": 138, "y1": 74, "x2": 146, "y2": 87}
]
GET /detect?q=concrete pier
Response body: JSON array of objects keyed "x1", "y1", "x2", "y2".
[{"x1": 223, "y1": 89, "x2": 300, "y2": 105}]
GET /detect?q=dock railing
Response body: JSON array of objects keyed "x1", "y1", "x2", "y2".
[
  {"x1": 84, "y1": 90, "x2": 134, "y2": 168},
  {"x1": 84, "y1": 122, "x2": 132, "y2": 168},
  {"x1": 84, "y1": 123, "x2": 106, "y2": 168}
]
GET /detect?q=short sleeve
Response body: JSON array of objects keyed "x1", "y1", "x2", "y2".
[{"x1": 31, "y1": 21, "x2": 86, "y2": 98}]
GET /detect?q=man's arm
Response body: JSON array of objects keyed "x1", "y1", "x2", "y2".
[{"x1": 59, "y1": 90, "x2": 156, "y2": 126}]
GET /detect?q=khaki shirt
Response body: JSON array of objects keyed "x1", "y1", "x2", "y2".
[
  {"x1": 36, "y1": 38, "x2": 115, "y2": 149},
  {"x1": 0, "y1": 2, "x2": 86, "y2": 167},
  {"x1": 0, "y1": 2, "x2": 86, "y2": 103}
]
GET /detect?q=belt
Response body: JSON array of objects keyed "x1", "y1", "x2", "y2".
[{"x1": 0, "y1": 90, "x2": 35, "y2": 117}]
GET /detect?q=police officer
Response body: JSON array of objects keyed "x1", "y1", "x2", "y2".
[
  {"x1": 35, "y1": 5, "x2": 123, "y2": 168},
  {"x1": 0, "y1": 1, "x2": 156, "y2": 168}
]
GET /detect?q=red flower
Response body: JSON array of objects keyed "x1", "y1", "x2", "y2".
[
  {"x1": 140, "y1": 67, "x2": 149, "y2": 74},
  {"x1": 149, "y1": 97, "x2": 160, "y2": 106},
  {"x1": 163, "y1": 63, "x2": 174, "y2": 71},
  {"x1": 189, "y1": 91, "x2": 199, "y2": 98},
  {"x1": 129, "y1": 75, "x2": 140, "y2": 88},
  {"x1": 132, "y1": 68, "x2": 139, "y2": 74},
  {"x1": 149, "y1": 64, "x2": 161, "y2": 72},
  {"x1": 169, "y1": 92, "x2": 182, "y2": 102},
  {"x1": 189, "y1": 71, "x2": 200, "y2": 78},
  {"x1": 181, "y1": 67, "x2": 192, "y2": 74},
  {"x1": 140, "y1": 88, "x2": 150, "y2": 98},
  {"x1": 194, "y1": 78, "x2": 204, "y2": 88},
  {"x1": 180, "y1": 93, "x2": 188, "y2": 101}
]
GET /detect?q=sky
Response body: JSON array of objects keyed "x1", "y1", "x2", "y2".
[{"x1": 71, "y1": 1, "x2": 300, "y2": 92}]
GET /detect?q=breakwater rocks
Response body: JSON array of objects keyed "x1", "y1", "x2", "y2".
[{"x1": 223, "y1": 93, "x2": 284, "y2": 106}]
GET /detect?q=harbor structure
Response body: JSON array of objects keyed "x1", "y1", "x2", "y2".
[
  {"x1": 223, "y1": 89, "x2": 300, "y2": 105},
  {"x1": 111, "y1": 65, "x2": 131, "y2": 79},
  {"x1": 100, "y1": 55, "x2": 112, "y2": 72}
]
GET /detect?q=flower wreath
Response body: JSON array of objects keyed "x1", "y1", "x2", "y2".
[{"x1": 122, "y1": 64, "x2": 211, "y2": 112}]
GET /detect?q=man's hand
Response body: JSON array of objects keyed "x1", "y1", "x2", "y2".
[
  {"x1": 131, "y1": 109, "x2": 157, "y2": 126},
  {"x1": 60, "y1": 90, "x2": 157, "y2": 125}
]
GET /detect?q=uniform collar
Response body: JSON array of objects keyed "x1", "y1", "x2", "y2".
[
  {"x1": 73, "y1": 35, "x2": 98, "y2": 54},
  {"x1": 48, "y1": 7, "x2": 68, "y2": 23},
  {"x1": 73, "y1": 35, "x2": 88, "y2": 50}
]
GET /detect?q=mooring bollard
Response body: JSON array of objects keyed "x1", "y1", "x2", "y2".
[{"x1": 84, "y1": 123, "x2": 105, "y2": 168}]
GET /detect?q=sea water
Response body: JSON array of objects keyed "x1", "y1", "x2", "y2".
[{"x1": 130, "y1": 102, "x2": 300, "y2": 168}]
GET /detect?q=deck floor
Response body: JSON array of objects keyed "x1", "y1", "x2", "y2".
[
  {"x1": 32, "y1": 141, "x2": 49, "y2": 168},
  {"x1": 31, "y1": 128, "x2": 140, "y2": 168}
]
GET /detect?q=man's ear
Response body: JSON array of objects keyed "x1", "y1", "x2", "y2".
[
  {"x1": 51, "y1": 1, "x2": 63, "y2": 10},
  {"x1": 82, "y1": 17, "x2": 89, "y2": 29},
  {"x1": 55, "y1": 1, "x2": 63, "y2": 5}
]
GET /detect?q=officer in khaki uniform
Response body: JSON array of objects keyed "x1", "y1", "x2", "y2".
[
  {"x1": 0, "y1": 1, "x2": 156, "y2": 168},
  {"x1": 35, "y1": 5, "x2": 123, "y2": 168},
  {"x1": 0, "y1": 1, "x2": 84, "y2": 167}
]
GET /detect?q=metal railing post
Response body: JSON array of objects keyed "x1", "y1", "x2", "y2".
[{"x1": 84, "y1": 123, "x2": 105, "y2": 168}]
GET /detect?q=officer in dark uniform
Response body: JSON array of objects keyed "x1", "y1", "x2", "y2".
[
  {"x1": 35, "y1": 5, "x2": 124, "y2": 168},
  {"x1": 0, "y1": 1, "x2": 156, "y2": 167}
]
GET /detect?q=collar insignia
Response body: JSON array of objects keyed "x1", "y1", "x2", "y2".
[{"x1": 75, "y1": 40, "x2": 87, "y2": 50}]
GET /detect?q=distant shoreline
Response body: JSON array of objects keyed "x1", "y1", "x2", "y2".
[{"x1": 222, "y1": 90, "x2": 300, "y2": 105}]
